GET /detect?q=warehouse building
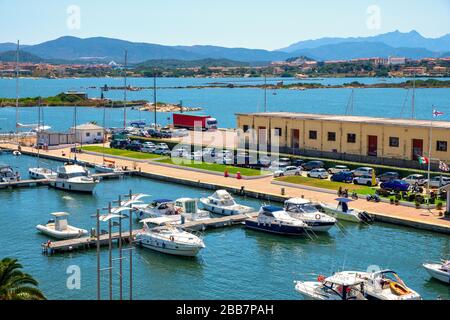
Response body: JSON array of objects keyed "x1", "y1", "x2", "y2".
[{"x1": 236, "y1": 112, "x2": 450, "y2": 169}]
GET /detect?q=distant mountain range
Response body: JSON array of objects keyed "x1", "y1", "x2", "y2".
[{"x1": 0, "y1": 30, "x2": 449, "y2": 64}]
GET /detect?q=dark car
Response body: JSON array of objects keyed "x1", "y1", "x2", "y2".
[
  {"x1": 301, "y1": 161, "x2": 325, "y2": 171},
  {"x1": 380, "y1": 179, "x2": 410, "y2": 192},
  {"x1": 110, "y1": 139, "x2": 129, "y2": 149},
  {"x1": 378, "y1": 172, "x2": 400, "y2": 183},
  {"x1": 292, "y1": 159, "x2": 305, "y2": 167},
  {"x1": 126, "y1": 141, "x2": 142, "y2": 151},
  {"x1": 331, "y1": 171, "x2": 354, "y2": 183}
]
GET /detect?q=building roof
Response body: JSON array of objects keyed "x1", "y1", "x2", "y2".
[
  {"x1": 71, "y1": 123, "x2": 104, "y2": 130},
  {"x1": 236, "y1": 112, "x2": 450, "y2": 130}
]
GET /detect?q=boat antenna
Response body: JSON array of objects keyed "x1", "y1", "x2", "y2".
[
  {"x1": 15, "y1": 40, "x2": 19, "y2": 138},
  {"x1": 153, "y1": 71, "x2": 157, "y2": 128},
  {"x1": 264, "y1": 74, "x2": 267, "y2": 112},
  {"x1": 123, "y1": 50, "x2": 128, "y2": 129},
  {"x1": 73, "y1": 104, "x2": 78, "y2": 162}
]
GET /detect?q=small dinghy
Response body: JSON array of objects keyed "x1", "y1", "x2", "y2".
[
  {"x1": 321, "y1": 198, "x2": 374, "y2": 224},
  {"x1": 423, "y1": 260, "x2": 450, "y2": 284},
  {"x1": 13, "y1": 151, "x2": 21, "y2": 156},
  {"x1": 36, "y1": 212, "x2": 88, "y2": 240}
]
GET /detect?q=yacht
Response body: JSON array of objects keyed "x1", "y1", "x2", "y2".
[
  {"x1": 133, "y1": 199, "x2": 178, "y2": 220},
  {"x1": 36, "y1": 212, "x2": 88, "y2": 240},
  {"x1": 284, "y1": 198, "x2": 337, "y2": 232},
  {"x1": 321, "y1": 198, "x2": 374, "y2": 223},
  {"x1": 294, "y1": 272, "x2": 367, "y2": 300},
  {"x1": 94, "y1": 161, "x2": 125, "y2": 174},
  {"x1": 50, "y1": 164, "x2": 98, "y2": 193},
  {"x1": 0, "y1": 164, "x2": 18, "y2": 183},
  {"x1": 29, "y1": 167, "x2": 57, "y2": 180},
  {"x1": 199, "y1": 190, "x2": 254, "y2": 216},
  {"x1": 423, "y1": 260, "x2": 450, "y2": 284},
  {"x1": 175, "y1": 198, "x2": 211, "y2": 222},
  {"x1": 361, "y1": 270, "x2": 421, "y2": 300},
  {"x1": 245, "y1": 206, "x2": 311, "y2": 236},
  {"x1": 135, "y1": 222, "x2": 205, "y2": 257}
]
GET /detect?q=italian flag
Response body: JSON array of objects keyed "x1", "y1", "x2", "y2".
[{"x1": 418, "y1": 156, "x2": 429, "y2": 165}]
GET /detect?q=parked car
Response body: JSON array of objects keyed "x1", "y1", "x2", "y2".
[
  {"x1": 141, "y1": 142, "x2": 156, "y2": 153},
  {"x1": 403, "y1": 174, "x2": 427, "y2": 186},
  {"x1": 125, "y1": 141, "x2": 142, "y2": 151},
  {"x1": 236, "y1": 153, "x2": 255, "y2": 167},
  {"x1": 352, "y1": 167, "x2": 374, "y2": 177},
  {"x1": 171, "y1": 147, "x2": 189, "y2": 158},
  {"x1": 429, "y1": 176, "x2": 450, "y2": 188},
  {"x1": 259, "y1": 156, "x2": 272, "y2": 167},
  {"x1": 307, "y1": 168, "x2": 329, "y2": 179},
  {"x1": 154, "y1": 143, "x2": 171, "y2": 155},
  {"x1": 302, "y1": 161, "x2": 325, "y2": 171},
  {"x1": 185, "y1": 151, "x2": 203, "y2": 161},
  {"x1": 380, "y1": 179, "x2": 410, "y2": 192},
  {"x1": 377, "y1": 172, "x2": 400, "y2": 183},
  {"x1": 328, "y1": 165, "x2": 350, "y2": 175},
  {"x1": 268, "y1": 160, "x2": 290, "y2": 172},
  {"x1": 330, "y1": 171, "x2": 354, "y2": 183},
  {"x1": 292, "y1": 159, "x2": 305, "y2": 167},
  {"x1": 273, "y1": 166, "x2": 302, "y2": 178},
  {"x1": 353, "y1": 175, "x2": 379, "y2": 186},
  {"x1": 110, "y1": 139, "x2": 129, "y2": 149}
]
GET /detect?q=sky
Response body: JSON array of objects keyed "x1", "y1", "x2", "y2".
[{"x1": 1, "y1": 0, "x2": 449, "y2": 50}]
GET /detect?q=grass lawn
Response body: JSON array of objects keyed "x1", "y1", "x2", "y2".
[
  {"x1": 277, "y1": 176, "x2": 377, "y2": 195},
  {"x1": 157, "y1": 158, "x2": 268, "y2": 176},
  {"x1": 81, "y1": 146, "x2": 165, "y2": 160}
]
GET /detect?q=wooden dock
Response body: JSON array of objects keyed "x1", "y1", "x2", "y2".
[
  {"x1": 0, "y1": 178, "x2": 50, "y2": 189},
  {"x1": 42, "y1": 213, "x2": 258, "y2": 255}
]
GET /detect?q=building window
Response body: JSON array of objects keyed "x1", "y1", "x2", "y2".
[
  {"x1": 309, "y1": 130, "x2": 317, "y2": 140},
  {"x1": 347, "y1": 133, "x2": 356, "y2": 143},
  {"x1": 389, "y1": 137, "x2": 399, "y2": 148},
  {"x1": 328, "y1": 132, "x2": 336, "y2": 142},
  {"x1": 274, "y1": 127, "x2": 282, "y2": 137},
  {"x1": 437, "y1": 141, "x2": 448, "y2": 152},
  {"x1": 243, "y1": 125, "x2": 249, "y2": 133},
  {"x1": 97, "y1": 132, "x2": 102, "y2": 136},
  {"x1": 86, "y1": 132, "x2": 90, "y2": 137}
]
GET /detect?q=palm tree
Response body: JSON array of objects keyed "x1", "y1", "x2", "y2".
[{"x1": 0, "y1": 258, "x2": 46, "y2": 300}]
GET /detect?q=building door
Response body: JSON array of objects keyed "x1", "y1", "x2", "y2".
[
  {"x1": 368, "y1": 135, "x2": 378, "y2": 157},
  {"x1": 291, "y1": 129, "x2": 300, "y2": 149},
  {"x1": 412, "y1": 139, "x2": 423, "y2": 161}
]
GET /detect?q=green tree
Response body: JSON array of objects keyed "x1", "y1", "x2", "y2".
[{"x1": 0, "y1": 258, "x2": 46, "y2": 300}]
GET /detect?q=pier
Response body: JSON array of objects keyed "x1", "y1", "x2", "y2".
[{"x1": 42, "y1": 213, "x2": 258, "y2": 255}]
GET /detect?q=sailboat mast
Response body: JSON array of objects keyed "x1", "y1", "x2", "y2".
[
  {"x1": 123, "y1": 50, "x2": 128, "y2": 129},
  {"x1": 153, "y1": 72, "x2": 157, "y2": 127},
  {"x1": 15, "y1": 40, "x2": 19, "y2": 136},
  {"x1": 264, "y1": 75, "x2": 267, "y2": 113},
  {"x1": 411, "y1": 73, "x2": 416, "y2": 119},
  {"x1": 37, "y1": 98, "x2": 41, "y2": 168}
]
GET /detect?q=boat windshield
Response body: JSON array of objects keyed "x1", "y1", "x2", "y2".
[{"x1": 286, "y1": 203, "x2": 318, "y2": 214}]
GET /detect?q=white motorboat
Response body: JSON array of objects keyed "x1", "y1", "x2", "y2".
[
  {"x1": 199, "y1": 190, "x2": 254, "y2": 216},
  {"x1": 36, "y1": 212, "x2": 88, "y2": 240},
  {"x1": 94, "y1": 159, "x2": 125, "y2": 174},
  {"x1": 295, "y1": 272, "x2": 367, "y2": 300},
  {"x1": 321, "y1": 198, "x2": 374, "y2": 223},
  {"x1": 133, "y1": 199, "x2": 178, "y2": 220},
  {"x1": 50, "y1": 164, "x2": 98, "y2": 193},
  {"x1": 29, "y1": 167, "x2": 57, "y2": 180},
  {"x1": 245, "y1": 206, "x2": 311, "y2": 236},
  {"x1": 423, "y1": 260, "x2": 450, "y2": 284},
  {"x1": 0, "y1": 164, "x2": 18, "y2": 183},
  {"x1": 136, "y1": 222, "x2": 205, "y2": 257},
  {"x1": 361, "y1": 270, "x2": 421, "y2": 300},
  {"x1": 175, "y1": 198, "x2": 211, "y2": 222},
  {"x1": 284, "y1": 198, "x2": 336, "y2": 232}
]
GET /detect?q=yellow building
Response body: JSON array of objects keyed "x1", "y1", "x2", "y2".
[{"x1": 236, "y1": 112, "x2": 450, "y2": 168}]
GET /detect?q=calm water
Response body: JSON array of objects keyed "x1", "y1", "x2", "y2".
[
  {"x1": 0, "y1": 77, "x2": 449, "y2": 131},
  {"x1": 0, "y1": 153, "x2": 449, "y2": 300}
]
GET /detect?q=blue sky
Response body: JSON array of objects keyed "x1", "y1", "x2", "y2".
[{"x1": 1, "y1": 0, "x2": 449, "y2": 49}]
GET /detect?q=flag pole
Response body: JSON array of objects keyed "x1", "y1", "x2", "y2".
[{"x1": 427, "y1": 107, "x2": 434, "y2": 210}]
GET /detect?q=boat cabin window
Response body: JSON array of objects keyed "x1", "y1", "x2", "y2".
[
  {"x1": 261, "y1": 211, "x2": 275, "y2": 218},
  {"x1": 286, "y1": 203, "x2": 317, "y2": 213},
  {"x1": 183, "y1": 201, "x2": 196, "y2": 214}
]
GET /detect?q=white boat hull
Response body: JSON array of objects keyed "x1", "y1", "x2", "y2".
[
  {"x1": 423, "y1": 263, "x2": 450, "y2": 284},
  {"x1": 36, "y1": 225, "x2": 88, "y2": 240},
  {"x1": 29, "y1": 168, "x2": 57, "y2": 180},
  {"x1": 321, "y1": 207, "x2": 362, "y2": 223},
  {"x1": 50, "y1": 180, "x2": 97, "y2": 193},
  {"x1": 94, "y1": 165, "x2": 124, "y2": 174},
  {"x1": 199, "y1": 200, "x2": 253, "y2": 216},
  {"x1": 136, "y1": 235, "x2": 203, "y2": 257}
]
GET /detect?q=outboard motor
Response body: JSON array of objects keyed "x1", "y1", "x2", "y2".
[{"x1": 358, "y1": 211, "x2": 374, "y2": 223}]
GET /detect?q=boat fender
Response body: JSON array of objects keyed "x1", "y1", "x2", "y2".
[
  {"x1": 315, "y1": 214, "x2": 321, "y2": 220},
  {"x1": 317, "y1": 275, "x2": 326, "y2": 282}
]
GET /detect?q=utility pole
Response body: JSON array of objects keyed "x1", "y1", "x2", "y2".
[
  {"x1": 123, "y1": 50, "x2": 128, "y2": 129},
  {"x1": 128, "y1": 189, "x2": 134, "y2": 300},
  {"x1": 15, "y1": 40, "x2": 19, "y2": 136},
  {"x1": 108, "y1": 202, "x2": 113, "y2": 301},
  {"x1": 118, "y1": 195, "x2": 123, "y2": 301},
  {"x1": 153, "y1": 73, "x2": 157, "y2": 128},
  {"x1": 96, "y1": 209, "x2": 101, "y2": 300}
]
